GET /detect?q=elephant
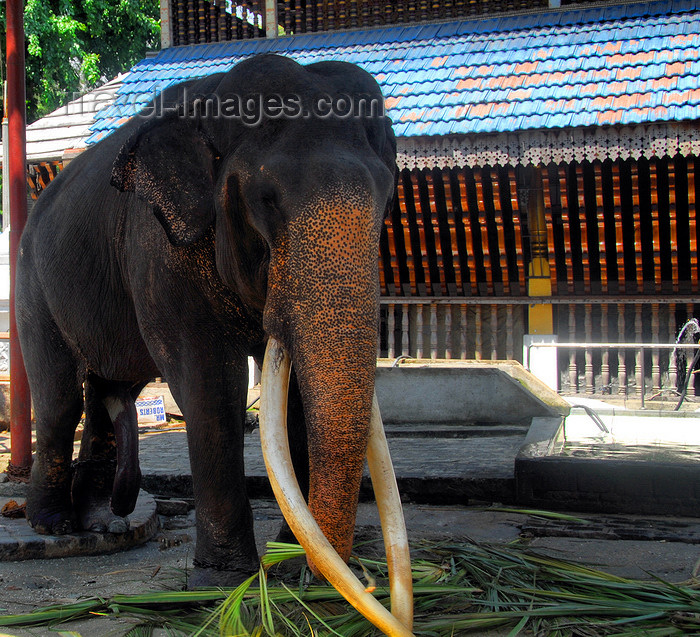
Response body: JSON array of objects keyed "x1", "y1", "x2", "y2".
[{"x1": 16, "y1": 53, "x2": 406, "y2": 601}]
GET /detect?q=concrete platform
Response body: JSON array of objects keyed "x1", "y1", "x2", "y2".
[
  {"x1": 375, "y1": 357, "x2": 570, "y2": 425},
  {"x1": 137, "y1": 423, "x2": 528, "y2": 505},
  {"x1": 0, "y1": 489, "x2": 158, "y2": 561},
  {"x1": 0, "y1": 414, "x2": 529, "y2": 564}
]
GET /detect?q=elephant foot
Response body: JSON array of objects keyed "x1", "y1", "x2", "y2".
[
  {"x1": 77, "y1": 498, "x2": 130, "y2": 534},
  {"x1": 27, "y1": 460, "x2": 76, "y2": 535},
  {"x1": 26, "y1": 504, "x2": 75, "y2": 535},
  {"x1": 188, "y1": 563, "x2": 259, "y2": 589}
]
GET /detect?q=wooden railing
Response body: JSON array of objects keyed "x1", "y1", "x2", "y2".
[
  {"x1": 526, "y1": 341, "x2": 699, "y2": 407},
  {"x1": 379, "y1": 297, "x2": 526, "y2": 361},
  {"x1": 554, "y1": 299, "x2": 700, "y2": 397},
  {"x1": 380, "y1": 297, "x2": 700, "y2": 397}
]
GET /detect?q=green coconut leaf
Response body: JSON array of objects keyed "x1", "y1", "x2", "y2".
[{"x1": 2, "y1": 539, "x2": 700, "y2": 636}]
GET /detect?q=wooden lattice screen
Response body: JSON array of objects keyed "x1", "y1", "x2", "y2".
[
  {"x1": 385, "y1": 157, "x2": 700, "y2": 301},
  {"x1": 171, "y1": 1, "x2": 265, "y2": 45},
  {"x1": 542, "y1": 157, "x2": 699, "y2": 296},
  {"x1": 380, "y1": 158, "x2": 700, "y2": 397},
  {"x1": 275, "y1": 0, "x2": 548, "y2": 34},
  {"x1": 381, "y1": 166, "x2": 528, "y2": 298}
]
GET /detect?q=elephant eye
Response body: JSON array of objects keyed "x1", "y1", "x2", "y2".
[{"x1": 260, "y1": 185, "x2": 281, "y2": 215}]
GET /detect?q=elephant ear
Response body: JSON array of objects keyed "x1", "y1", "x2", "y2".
[
  {"x1": 111, "y1": 115, "x2": 218, "y2": 246},
  {"x1": 379, "y1": 116, "x2": 399, "y2": 219},
  {"x1": 215, "y1": 172, "x2": 269, "y2": 311}
]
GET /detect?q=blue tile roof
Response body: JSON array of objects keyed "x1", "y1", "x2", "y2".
[{"x1": 87, "y1": 0, "x2": 700, "y2": 143}]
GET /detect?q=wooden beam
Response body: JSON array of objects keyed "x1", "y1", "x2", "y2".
[
  {"x1": 688, "y1": 160, "x2": 698, "y2": 289},
  {"x1": 575, "y1": 164, "x2": 591, "y2": 294},
  {"x1": 558, "y1": 164, "x2": 575, "y2": 294},
  {"x1": 594, "y1": 162, "x2": 608, "y2": 293},
  {"x1": 396, "y1": 174, "x2": 417, "y2": 295},
  {"x1": 508, "y1": 166, "x2": 527, "y2": 295},
  {"x1": 424, "y1": 170, "x2": 448, "y2": 295},
  {"x1": 649, "y1": 162, "x2": 662, "y2": 292},
  {"x1": 490, "y1": 168, "x2": 510, "y2": 296},
  {"x1": 630, "y1": 162, "x2": 644, "y2": 293},
  {"x1": 440, "y1": 168, "x2": 464, "y2": 295},
  {"x1": 456, "y1": 171, "x2": 477, "y2": 295},
  {"x1": 668, "y1": 160, "x2": 679, "y2": 293},
  {"x1": 474, "y1": 168, "x2": 494, "y2": 295},
  {"x1": 611, "y1": 162, "x2": 625, "y2": 293},
  {"x1": 540, "y1": 166, "x2": 558, "y2": 296},
  {"x1": 411, "y1": 170, "x2": 432, "y2": 295}
]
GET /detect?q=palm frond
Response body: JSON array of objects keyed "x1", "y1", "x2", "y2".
[{"x1": 2, "y1": 538, "x2": 699, "y2": 636}]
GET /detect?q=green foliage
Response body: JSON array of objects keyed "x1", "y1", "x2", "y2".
[
  {"x1": 2, "y1": 540, "x2": 700, "y2": 636},
  {"x1": 2, "y1": 0, "x2": 160, "y2": 122}
]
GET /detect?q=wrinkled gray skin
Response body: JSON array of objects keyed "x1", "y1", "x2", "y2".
[{"x1": 16, "y1": 54, "x2": 396, "y2": 586}]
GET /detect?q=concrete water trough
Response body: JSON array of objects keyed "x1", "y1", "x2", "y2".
[
  {"x1": 516, "y1": 403, "x2": 700, "y2": 517},
  {"x1": 375, "y1": 358, "x2": 570, "y2": 426},
  {"x1": 377, "y1": 359, "x2": 700, "y2": 519}
]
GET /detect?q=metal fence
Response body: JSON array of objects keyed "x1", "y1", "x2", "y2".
[{"x1": 527, "y1": 341, "x2": 700, "y2": 407}]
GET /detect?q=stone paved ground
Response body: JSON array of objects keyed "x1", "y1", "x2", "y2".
[
  {"x1": 0, "y1": 491, "x2": 157, "y2": 561},
  {"x1": 135, "y1": 423, "x2": 525, "y2": 504}
]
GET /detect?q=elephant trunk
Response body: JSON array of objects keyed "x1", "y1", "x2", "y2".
[
  {"x1": 270, "y1": 286, "x2": 379, "y2": 570},
  {"x1": 100, "y1": 390, "x2": 141, "y2": 517},
  {"x1": 263, "y1": 185, "x2": 383, "y2": 570},
  {"x1": 258, "y1": 174, "x2": 413, "y2": 634},
  {"x1": 292, "y1": 321, "x2": 377, "y2": 564}
]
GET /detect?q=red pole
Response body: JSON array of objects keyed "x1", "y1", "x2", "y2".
[{"x1": 6, "y1": 0, "x2": 32, "y2": 480}]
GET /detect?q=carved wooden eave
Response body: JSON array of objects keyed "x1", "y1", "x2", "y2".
[{"x1": 396, "y1": 121, "x2": 700, "y2": 170}]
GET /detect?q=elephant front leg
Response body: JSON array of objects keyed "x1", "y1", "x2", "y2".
[{"x1": 178, "y1": 366, "x2": 259, "y2": 588}]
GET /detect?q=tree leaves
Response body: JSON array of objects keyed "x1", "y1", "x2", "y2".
[{"x1": 2, "y1": 0, "x2": 160, "y2": 121}]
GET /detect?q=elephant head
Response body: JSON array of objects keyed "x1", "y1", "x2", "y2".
[{"x1": 111, "y1": 55, "x2": 410, "y2": 628}]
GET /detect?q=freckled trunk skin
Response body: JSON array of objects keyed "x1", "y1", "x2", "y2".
[
  {"x1": 264, "y1": 192, "x2": 381, "y2": 568},
  {"x1": 293, "y1": 330, "x2": 377, "y2": 564}
]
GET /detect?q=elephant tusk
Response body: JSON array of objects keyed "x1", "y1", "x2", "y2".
[
  {"x1": 259, "y1": 337, "x2": 415, "y2": 637},
  {"x1": 367, "y1": 392, "x2": 414, "y2": 631}
]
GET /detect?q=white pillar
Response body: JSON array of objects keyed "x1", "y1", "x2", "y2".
[
  {"x1": 265, "y1": 0, "x2": 278, "y2": 38},
  {"x1": 160, "y1": 0, "x2": 172, "y2": 49},
  {"x1": 523, "y1": 334, "x2": 559, "y2": 392}
]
